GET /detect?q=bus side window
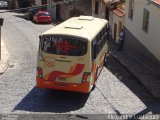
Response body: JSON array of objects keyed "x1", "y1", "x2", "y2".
[
  {"x1": 100, "y1": 30, "x2": 103, "y2": 39},
  {"x1": 105, "y1": 24, "x2": 110, "y2": 42},
  {"x1": 97, "y1": 33, "x2": 101, "y2": 55},
  {"x1": 105, "y1": 24, "x2": 108, "y2": 32},
  {"x1": 102, "y1": 27, "x2": 106, "y2": 36},
  {"x1": 92, "y1": 40, "x2": 97, "y2": 59},
  {"x1": 103, "y1": 26, "x2": 107, "y2": 41}
]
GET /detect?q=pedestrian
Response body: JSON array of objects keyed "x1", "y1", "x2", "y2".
[{"x1": 117, "y1": 29, "x2": 125, "y2": 51}]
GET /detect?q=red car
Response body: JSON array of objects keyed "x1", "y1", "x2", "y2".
[{"x1": 33, "y1": 11, "x2": 52, "y2": 24}]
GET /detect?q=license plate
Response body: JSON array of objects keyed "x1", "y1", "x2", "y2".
[
  {"x1": 56, "y1": 77, "x2": 67, "y2": 82},
  {"x1": 55, "y1": 83, "x2": 68, "y2": 86}
]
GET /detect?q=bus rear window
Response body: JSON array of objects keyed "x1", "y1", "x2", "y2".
[{"x1": 41, "y1": 36, "x2": 87, "y2": 56}]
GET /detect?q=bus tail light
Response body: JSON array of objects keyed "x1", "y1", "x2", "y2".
[
  {"x1": 37, "y1": 67, "x2": 43, "y2": 78},
  {"x1": 82, "y1": 72, "x2": 90, "y2": 82}
]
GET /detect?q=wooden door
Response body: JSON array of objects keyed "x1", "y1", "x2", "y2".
[{"x1": 114, "y1": 23, "x2": 117, "y2": 41}]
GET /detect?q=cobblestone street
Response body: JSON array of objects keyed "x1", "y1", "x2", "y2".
[{"x1": 0, "y1": 11, "x2": 159, "y2": 119}]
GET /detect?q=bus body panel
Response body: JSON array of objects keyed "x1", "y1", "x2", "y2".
[
  {"x1": 37, "y1": 53, "x2": 91, "y2": 83},
  {"x1": 36, "y1": 16, "x2": 108, "y2": 93},
  {"x1": 95, "y1": 42, "x2": 108, "y2": 80},
  {"x1": 36, "y1": 77, "x2": 91, "y2": 93},
  {"x1": 36, "y1": 40, "x2": 92, "y2": 93}
]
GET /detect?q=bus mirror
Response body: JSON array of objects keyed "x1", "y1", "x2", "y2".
[{"x1": 39, "y1": 35, "x2": 42, "y2": 40}]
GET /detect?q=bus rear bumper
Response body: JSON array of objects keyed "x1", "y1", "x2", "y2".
[{"x1": 36, "y1": 77, "x2": 91, "y2": 93}]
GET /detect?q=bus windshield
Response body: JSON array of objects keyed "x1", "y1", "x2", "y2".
[{"x1": 41, "y1": 35, "x2": 87, "y2": 56}]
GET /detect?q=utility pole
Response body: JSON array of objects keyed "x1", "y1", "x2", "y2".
[{"x1": 0, "y1": 18, "x2": 4, "y2": 60}]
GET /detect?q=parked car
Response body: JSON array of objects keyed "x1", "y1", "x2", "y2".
[
  {"x1": 0, "y1": 0, "x2": 8, "y2": 9},
  {"x1": 33, "y1": 11, "x2": 52, "y2": 24},
  {"x1": 24, "y1": 8, "x2": 37, "y2": 20}
]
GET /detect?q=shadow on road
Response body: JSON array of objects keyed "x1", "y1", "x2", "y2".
[
  {"x1": 13, "y1": 87, "x2": 89, "y2": 113},
  {"x1": 13, "y1": 15, "x2": 26, "y2": 20},
  {"x1": 13, "y1": 14, "x2": 62, "y2": 25},
  {"x1": 105, "y1": 54, "x2": 160, "y2": 119}
]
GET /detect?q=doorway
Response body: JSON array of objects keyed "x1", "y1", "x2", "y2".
[
  {"x1": 42, "y1": 0, "x2": 47, "y2": 5},
  {"x1": 114, "y1": 23, "x2": 117, "y2": 41},
  {"x1": 118, "y1": 21, "x2": 122, "y2": 35},
  {"x1": 56, "y1": 5, "x2": 60, "y2": 20},
  {"x1": 105, "y1": 7, "x2": 109, "y2": 20}
]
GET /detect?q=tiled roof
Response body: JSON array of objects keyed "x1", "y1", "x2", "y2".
[
  {"x1": 54, "y1": 0, "x2": 80, "y2": 3},
  {"x1": 112, "y1": 3, "x2": 125, "y2": 17},
  {"x1": 103, "y1": 0, "x2": 120, "y2": 4},
  {"x1": 152, "y1": 0, "x2": 160, "y2": 5},
  {"x1": 66, "y1": 0, "x2": 79, "y2": 2},
  {"x1": 112, "y1": 9, "x2": 125, "y2": 17}
]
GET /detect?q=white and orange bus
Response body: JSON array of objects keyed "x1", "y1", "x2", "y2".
[{"x1": 36, "y1": 16, "x2": 108, "y2": 93}]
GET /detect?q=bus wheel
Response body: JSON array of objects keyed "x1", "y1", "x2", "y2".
[
  {"x1": 103, "y1": 53, "x2": 107, "y2": 66},
  {"x1": 90, "y1": 84, "x2": 96, "y2": 92},
  {"x1": 93, "y1": 68, "x2": 98, "y2": 85}
]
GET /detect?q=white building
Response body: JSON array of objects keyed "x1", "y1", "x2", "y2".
[
  {"x1": 124, "y1": 0, "x2": 160, "y2": 76},
  {"x1": 110, "y1": 3, "x2": 125, "y2": 42},
  {"x1": 92, "y1": 0, "x2": 125, "y2": 42}
]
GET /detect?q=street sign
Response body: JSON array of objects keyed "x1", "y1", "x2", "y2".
[{"x1": 0, "y1": 18, "x2": 4, "y2": 26}]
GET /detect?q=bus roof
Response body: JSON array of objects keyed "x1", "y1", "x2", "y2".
[{"x1": 42, "y1": 16, "x2": 108, "y2": 41}]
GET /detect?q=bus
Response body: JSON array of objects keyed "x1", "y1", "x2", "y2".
[{"x1": 36, "y1": 16, "x2": 109, "y2": 93}]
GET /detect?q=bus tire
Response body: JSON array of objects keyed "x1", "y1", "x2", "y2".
[
  {"x1": 93, "y1": 68, "x2": 98, "y2": 85},
  {"x1": 103, "y1": 53, "x2": 107, "y2": 66},
  {"x1": 90, "y1": 84, "x2": 96, "y2": 92}
]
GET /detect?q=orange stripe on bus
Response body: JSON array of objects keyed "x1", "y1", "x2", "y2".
[
  {"x1": 48, "y1": 64, "x2": 85, "y2": 81},
  {"x1": 36, "y1": 77, "x2": 90, "y2": 93}
]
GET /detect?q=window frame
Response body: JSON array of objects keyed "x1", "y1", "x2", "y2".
[
  {"x1": 142, "y1": 8, "x2": 150, "y2": 33},
  {"x1": 41, "y1": 35, "x2": 88, "y2": 56},
  {"x1": 95, "y1": 0, "x2": 99, "y2": 15},
  {"x1": 128, "y1": 0, "x2": 134, "y2": 19}
]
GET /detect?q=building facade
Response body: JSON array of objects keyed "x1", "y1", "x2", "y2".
[
  {"x1": 92, "y1": 0, "x2": 125, "y2": 42},
  {"x1": 34, "y1": 0, "x2": 92, "y2": 21},
  {"x1": 92, "y1": 0, "x2": 119, "y2": 20},
  {"x1": 8, "y1": 0, "x2": 32, "y2": 9},
  {"x1": 124, "y1": 0, "x2": 160, "y2": 77},
  {"x1": 110, "y1": 3, "x2": 125, "y2": 42}
]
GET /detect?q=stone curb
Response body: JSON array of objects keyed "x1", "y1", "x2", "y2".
[
  {"x1": 0, "y1": 59, "x2": 10, "y2": 75},
  {"x1": 0, "y1": 38, "x2": 10, "y2": 75}
]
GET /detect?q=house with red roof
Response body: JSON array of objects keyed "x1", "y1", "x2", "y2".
[{"x1": 92, "y1": 0, "x2": 125, "y2": 42}]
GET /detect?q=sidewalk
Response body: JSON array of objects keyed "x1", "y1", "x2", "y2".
[
  {"x1": 109, "y1": 42, "x2": 160, "y2": 100},
  {"x1": 0, "y1": 38, "x2": 10, "y2": 75}
]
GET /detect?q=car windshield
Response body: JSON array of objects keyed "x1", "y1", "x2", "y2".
[
  {"x1": 28, "y1": 9, "x2": 37, "y2": 14},
  {"x1": 41, "y1": 35, "x2": 87, "y2": 56},
  {"x1": 39, "y1": 12, "x2": 49, "y2": 16}
]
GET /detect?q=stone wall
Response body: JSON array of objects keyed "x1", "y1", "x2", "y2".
[{"x1": 59, "y1": 0, "x2": 92, "y2": 21}]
